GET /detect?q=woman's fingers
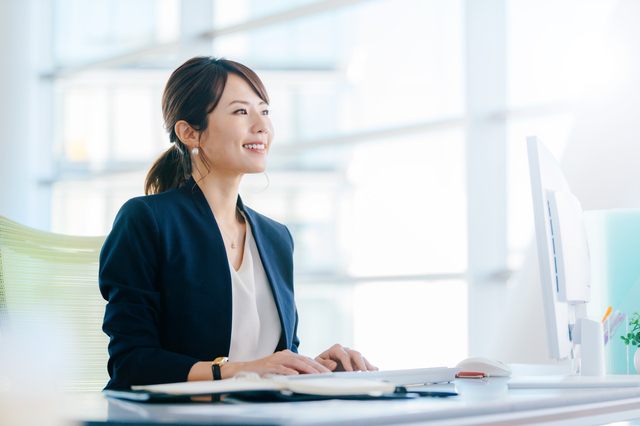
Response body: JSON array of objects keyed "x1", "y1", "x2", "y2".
[
  {"x1": 228, "y1": 350, "x2": 337, "y2": 376},
  {"x1": 270, "y1": 351, "x2": 332, "y2": 374},
  {"x1": 282, "y1": 354, "x2": 329, "y2": 374},
  {"x1": 304, "y1": 355, "x2": 333, "y2": 373},
  {"x1": 271, "y1": 365, "x2": 300, "y2": 376},
  {"x1": 315, "y1": 357, "x2": 338, "y2": 371},
  {"x1": 327, "y1": 344, "x2": 355, "y2": 371},
  {"x1": 363, "y1": 357, "x2": 378, "y2": 371},
  {"x1": 316, "y1": 344, "x2": 377, "y2": 372},
  {"x1": 343, "y1": 347, "x2": 368, "y2": 371},
  {"x1": 336, "y1": 347, "x2": 354, "y2": 371}
]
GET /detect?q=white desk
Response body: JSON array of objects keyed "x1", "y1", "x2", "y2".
[{"x1": 56, "y1": 376, "x2": 640, "y2": 426}]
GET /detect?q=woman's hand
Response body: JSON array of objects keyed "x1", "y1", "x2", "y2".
[
  {"x1": 183, "y1": 350, "x2": 332, "y2": 381},
  {"x1": 226, "y1": 350, "x2": 331, "y2": 378},
  {"x1": 314, "y1": 344, "x2": 378, "y2": 372}
]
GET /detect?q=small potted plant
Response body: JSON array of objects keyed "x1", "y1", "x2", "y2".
[{"x1": 621, "y1": 310, "x2": 640, "y2": 373}]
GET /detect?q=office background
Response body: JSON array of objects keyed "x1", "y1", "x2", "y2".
[{"x1": 1, "y1": 0, "x2": 639, "y2": 375}]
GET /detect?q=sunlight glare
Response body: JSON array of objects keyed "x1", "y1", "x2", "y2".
[{"x1": 561, "y1": 34, "x2": 628, "y2": 99}]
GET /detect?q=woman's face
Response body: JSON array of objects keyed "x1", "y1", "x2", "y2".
[{"x1": 197, "y1": 73, "x2": 274, "y2": 177}]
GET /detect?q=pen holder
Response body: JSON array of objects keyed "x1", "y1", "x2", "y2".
[{"x1": 580, "y1": 318, "x2": 606, "y2": 376}]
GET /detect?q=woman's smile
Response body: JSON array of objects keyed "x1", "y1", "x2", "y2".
[
  {"x1": 195, "y1": 73, "x2": 274, "y2": 176},
  {"x1": 242, "y1": 142, "x2": 267, "y2": 152}
]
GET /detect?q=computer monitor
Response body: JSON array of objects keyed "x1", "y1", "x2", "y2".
[
  {"x1": 508, "y1": 136, "x2": 640, "y2": 387},
  {"x1": 510, "y1": 136, "x2": 638, "y2": 389},
  {"x1": 527, "y1": 135, "x2": 592, "y2": 364}
]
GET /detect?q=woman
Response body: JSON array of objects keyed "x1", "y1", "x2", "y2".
[{"x1": 99, "y1": 57, "x2": 376, "y2": 390}]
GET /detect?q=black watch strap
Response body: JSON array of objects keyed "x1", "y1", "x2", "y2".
[
  {"x1": 211, "y1": 357, "x2": 229, "y2": 380},
  {"x1": 212, "y1": 363, "x2": 222, "y2": 380}
]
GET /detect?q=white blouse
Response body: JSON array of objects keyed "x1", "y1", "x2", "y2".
[{"x1": 227, "y1": 217, "x2": 282, "y2": 362}]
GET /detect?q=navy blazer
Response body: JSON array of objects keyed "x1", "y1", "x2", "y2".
[{"x1": 99, "y1": 177, "x2": 299, "y2": 390}]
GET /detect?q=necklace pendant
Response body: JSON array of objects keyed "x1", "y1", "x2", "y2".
[{"x1": 231, "y1": 242, "x2": 236, "y2": 249}]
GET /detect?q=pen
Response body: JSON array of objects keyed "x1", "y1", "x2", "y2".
[
  {"x1": 602, "y1": 306, "x2": 613, "y2": 323},
  {"x1": 604, "y1": 311, "x2": 624, "y2": 345}
]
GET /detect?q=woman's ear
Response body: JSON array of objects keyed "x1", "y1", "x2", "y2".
[{"x1": 174, "y1": 120, "x2": 199, "y2": 149}]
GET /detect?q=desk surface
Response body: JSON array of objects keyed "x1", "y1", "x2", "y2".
[{"x1": 54, "y1": 378, "x2": 640, "y2": 426}]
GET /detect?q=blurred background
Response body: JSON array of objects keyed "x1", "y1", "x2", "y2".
[{"x1": 1, "y1": 0, "x2": 639, "y2": 384}]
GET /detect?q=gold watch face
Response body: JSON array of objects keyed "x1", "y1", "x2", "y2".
[{"x1": 212, "y1": 357, "x2": 229, "y2": 366}]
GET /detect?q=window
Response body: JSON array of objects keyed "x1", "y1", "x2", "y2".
[
  {"x1": 44, "y1": 0, "x2": 625, "y2": 376},
  {"x1": 48, "y1": 0, "x2": 467, "y2": 371}
]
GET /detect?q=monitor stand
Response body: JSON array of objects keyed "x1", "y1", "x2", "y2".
[{"x1": 508, "y1": 318, "x2": 640, "y2": 389}]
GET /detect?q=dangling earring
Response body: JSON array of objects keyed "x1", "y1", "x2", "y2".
[{"x1": 192, "y1": 147, "x2": 199, "y2": 155}]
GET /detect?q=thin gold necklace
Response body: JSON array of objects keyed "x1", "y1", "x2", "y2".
[{"x1": 219, "y1": 208, "x2": 240, "y2": 249}]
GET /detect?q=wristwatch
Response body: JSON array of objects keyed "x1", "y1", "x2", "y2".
[{"x1": 211, "y1": 357, "x2": 229, "y2": 380}]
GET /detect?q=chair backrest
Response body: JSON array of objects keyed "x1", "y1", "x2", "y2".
[{"x1": 0, "y1": 216, "x2": 109, "y2": 391}]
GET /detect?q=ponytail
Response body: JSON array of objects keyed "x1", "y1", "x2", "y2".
[{"x1": 144, "y1": 142, "x2": 191, "y2": 195}]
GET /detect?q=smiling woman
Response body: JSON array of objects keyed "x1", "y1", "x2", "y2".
[{"x1": 99, "y1": 57, "x2": 376, "y2": 390}]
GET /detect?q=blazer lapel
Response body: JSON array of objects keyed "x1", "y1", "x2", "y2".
[{"x1": 238, "y1": 198, "x2": 294, "y2": 350}]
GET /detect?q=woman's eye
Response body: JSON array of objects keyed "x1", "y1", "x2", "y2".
[
  {"x1": 234, "y1": 109, "x2": 247, "y2": 114},
  {"x1": 261, "y1": 110, "x2": 269, "y2": 115}
]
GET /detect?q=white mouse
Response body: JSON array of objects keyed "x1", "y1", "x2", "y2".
[{"x1": 456, "y1": 356, "x2": 512, "y2": 377}]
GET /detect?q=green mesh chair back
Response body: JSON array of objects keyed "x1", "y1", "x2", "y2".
[{"x1": 0, "y1": 215, "x2": 109, "y2": 391}]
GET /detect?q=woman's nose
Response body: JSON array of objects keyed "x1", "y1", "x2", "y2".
[{"x1": 252, "y1": 114, "x2": 269, "y2": 134}]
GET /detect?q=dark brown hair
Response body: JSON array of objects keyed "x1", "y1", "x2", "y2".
[{"x1": 145, "y1": 57, "x2": 270, "y2": 195}]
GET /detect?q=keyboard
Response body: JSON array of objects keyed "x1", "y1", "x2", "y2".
[{"x1": 285, "y1": 367, "x2": 462, "y2": 386}]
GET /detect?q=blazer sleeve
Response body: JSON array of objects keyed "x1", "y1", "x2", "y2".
[
  {"x1": 99, "y1": 198, "x2": 199, "y2": 389},
  {"x1": 291, "y1": 308, "x2": 300, "y2": 353},
  {"x1": 285, "y1": 224, "x2": 301, "y2": 354}
]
